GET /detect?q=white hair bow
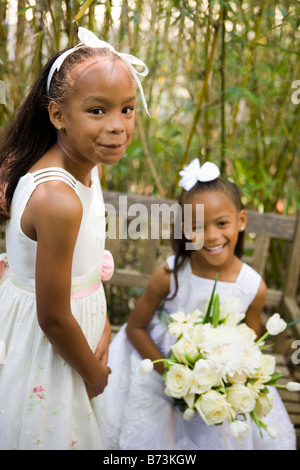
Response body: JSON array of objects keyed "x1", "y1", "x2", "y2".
[
  {"x1": 178, "y1": 158, "x2": 220, "y2": 191},
  {"x1": 47, "y1": 27, "x2": 150, "y2": 116}
]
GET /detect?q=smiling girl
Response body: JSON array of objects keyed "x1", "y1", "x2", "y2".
[
  {"x1": 106, "y1": 159, "x2": 296, "y2": 450},
  {"x1": 0, "y1": 27, "x2": 149, "y2": 450}
]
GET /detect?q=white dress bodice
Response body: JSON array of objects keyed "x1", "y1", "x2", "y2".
[{"x1": 5, "y1": 166, "x2": 105, "y2": 282}]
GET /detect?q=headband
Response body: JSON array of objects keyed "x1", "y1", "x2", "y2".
[
  {"x1": 46, "y1": 27, "x2": 150, "y2": 116},
  {"x1": 178, "y1": 158, "x2": 220, "y2": 191}
]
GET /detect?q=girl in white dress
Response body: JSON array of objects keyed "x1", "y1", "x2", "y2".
[
  {"x1": 106, "y1": 159, "x2": 296, "y2": 450},
  {"x1": 0, "y1": 27, "x2": 149, "y2": 450}
]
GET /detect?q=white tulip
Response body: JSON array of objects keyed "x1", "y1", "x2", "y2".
[
  {"x1": 286, "y1": 381, "x2": 300, "y2": 392},
  {"x1": 0, "y1": 340, "x2": 5, "y2": 365},
  {"x1": 266, "y1": 313, "x2": 287, "y2": 336},
  {"x1": 183, "y1": 408, "x2": 195, "y2": 421},
  {"x1": 138, "y1": 359, "x2": 154, "y2": 375},
  {"x1": 266, "y1": 425, "x2": 278, "y2": 439},
  {"x1": 229, "y1": 420, "x2": 250, "y2": 443}
]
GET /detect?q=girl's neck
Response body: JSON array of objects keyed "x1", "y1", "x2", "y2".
[
  {"x1": 56, "y1": 142, "x2": 93, "y2": 187},
  {"x1": 190, "y1": 251, "x2": 242, "y2": 283},
  {"x1": 29, "y1": 143, "x2": 94, "y2": 188}
]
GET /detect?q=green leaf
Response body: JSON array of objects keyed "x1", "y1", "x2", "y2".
[
  {"x1": 265, "y1": 372, "x2": 283, "y2": 386},
  {"x1": 212, "y1": 293, "x2": 220, "y2": 328},
  {"x1": 203, "y1": 273, "x2": 219, "y2": 324}
]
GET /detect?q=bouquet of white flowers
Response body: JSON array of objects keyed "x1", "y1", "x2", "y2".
[{"x1": 139, "y1": 278, "x2": 300, "y2": 442}]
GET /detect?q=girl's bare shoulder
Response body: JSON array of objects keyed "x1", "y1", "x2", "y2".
[{"x1": 24, "y1": 179, "x2": 83, "y2": 238}]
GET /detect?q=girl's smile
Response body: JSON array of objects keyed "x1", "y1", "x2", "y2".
[{"x1": 203, "y1": 243, "x2": 227, "y2": 256}]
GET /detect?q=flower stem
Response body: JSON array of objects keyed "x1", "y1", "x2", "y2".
[{"x1": 256, "y1": 331, "x2": 269, "y2": 345}]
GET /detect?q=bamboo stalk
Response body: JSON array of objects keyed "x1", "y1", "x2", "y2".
[
  {"x1": 173, "y1": 9, "x2": 222, "y2": 191},
  {"x1": 220, "y1": 2, "x2": 226, "y2": 174},
  {"x1": 47, "y1": 0, "x2": 60, "y2": 50},
  {"x1": 74, "y1": 0, "x2": 94, "y2": 22},
  {"x1": 204, "y1": 0, "x2": 212, "y2": 159},
  {"x1": 135, "y1": 112, "x2": 166, "y2": 197},
  {"x1": 228, "y1": 4, "x2": 264, "y2": 143}
]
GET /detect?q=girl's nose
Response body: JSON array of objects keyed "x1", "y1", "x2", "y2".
[
  {"x1": 205, "y1": 225, "x2": 219, "y2": 242},
  {"x1": 106, "y1": 114, "x2": 125, "y2": 134}
]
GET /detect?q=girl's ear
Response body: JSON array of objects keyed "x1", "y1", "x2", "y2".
[
  {"x1": 238, "y1": 209, "x2": 247, "y2": 232},
  {"x1": 48, "y1": 100, "x2": 64, "y2": 131}
]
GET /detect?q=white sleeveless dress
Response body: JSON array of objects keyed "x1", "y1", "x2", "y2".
[
  {"x1": 106, "y1": 255, "x2": 296, "y2": 450},
  {"x1": 0, "y1": 167, "x2": 108, "y2": 450}
]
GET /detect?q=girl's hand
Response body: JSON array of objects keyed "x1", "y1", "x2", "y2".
[
  {"x1": 94, "y1": 316, "x2": 111, "y2": 365},
  {"x1": 86, "y1": 364, "x2": 111, "y2": 400}
]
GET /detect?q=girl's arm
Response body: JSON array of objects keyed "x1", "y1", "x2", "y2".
[
  {"x1": 126, "y1": 263, "x2": 171, "y2": 375},
  {"x1": 25, "y1": 181, "x2": 110, "y2": 399},
  {"x1": 95, "y1": 315, "x2": 111, "y2": 366},
  {"x1": 245, "y1": 278, "x2": 267, "y2": 337}
]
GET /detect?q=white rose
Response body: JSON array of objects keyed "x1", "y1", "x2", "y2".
[
  {"x1": 192, "y1": 323, "x2": 207, "y2": 346},
  {"x1": 138, "y1": 359, "x2": 153, "y2": 375},
  {"x1": 168, "y1": 322, "x2": 183, "y2": 339},
  {"x1": 195, "y1": 390, "x2": 232, "y2": 425},
  {"x1": 164, "y1": 364, "x2": 193, "y2": 399},
  {"x1": 226, "y1": 384, "x2": 257, "y2": 414},
  {"x1": 223, "y1": 312, "x2": 246, "y2": 328},
  {"x1": 261, "y1": 354, "x2": 276, "y2": 376},
  {"x1": 220, "y1": 297, "x2": 241, "y2": 317},
  {"x1": 237, "y1": 323, "x2": 257, "y2": 342},
  {"x1": 251, "y1": 354, "x2": 275, "y2": 383},
  {"x1": 227, "y1": 371, "x2": 247, "y2": 385},
  {"x1": 254, "y1": 392, "x2": 275, "y2": 417},
  {"x1": 190, "y1": 359, "x2": 222, "y2": 394},
  {"x1": 266, "y1": 313, "x2": 287, "y2": 335},
  {"x1": 219, "y1": 297, "x2": 245, "y2": 327},
  {"x1": 171, "y1": 337, "x2": 199, "y2": 365},
  {"x1": 229, "y1": 420, "x2": 250, "y2": 443}
]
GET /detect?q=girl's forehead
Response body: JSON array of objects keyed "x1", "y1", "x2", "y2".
[
  {"x1": 68, "y1": 56, "x2": 135, "y2": 102},
  {"x1": 75, "y1": 56, "x2": 133, "y2": 84},
  {"x1": 187, "y1": 189, "x2": 238, "y2": 212}
]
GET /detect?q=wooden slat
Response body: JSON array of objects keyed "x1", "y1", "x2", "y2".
[
  {"x1": 109, "y1": 269, "x2": 150, "y2": 289},
  {"x1": 249, "y1": 235, "x2": 270, "y2": 276},
  {"x1": 282, "y1": 297, "x2": 300, "y2": 339},
  {"x1": 283, "y1": 209, "x2": 300, "y2": 298},
  {"x1": 246, "y1": 210, "x2": 296, "y2": 240}
]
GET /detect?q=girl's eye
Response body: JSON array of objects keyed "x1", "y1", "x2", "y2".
[
  {"x1": 122, "y1": 106, "x2": 134, "y2": 114},
  {"x1": 218, "y1": 220, "x2": 228, "y2": 227},
  {"x1": 90, "y1": 108, "x2": 104, "y2": 115}
]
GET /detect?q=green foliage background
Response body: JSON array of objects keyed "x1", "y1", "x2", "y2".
[{"x1": 0, "y1": 0, "x2": 299, "y2": 213}]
